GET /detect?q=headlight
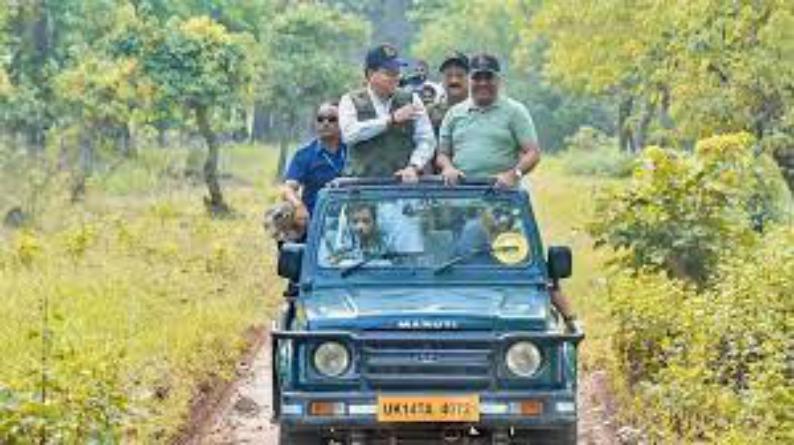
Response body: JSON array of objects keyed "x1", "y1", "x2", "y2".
[
  {"x1": 313, "y1": 342, "x2": 350, "y2": 377},
  {"x1": 505, "y1": 341, "x2": 542, "y2": 377}
]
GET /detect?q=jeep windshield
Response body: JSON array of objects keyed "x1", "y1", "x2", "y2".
[{"x1": 316, "y1": 196, "x2": 536, "y2": 272}]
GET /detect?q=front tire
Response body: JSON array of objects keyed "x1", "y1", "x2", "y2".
[
  {"x1": 278, "y1": 428, "x2": 321, "y2": 445},
  {"x1": 511, "y1": 424, "x2": 577, "y2": 445}
]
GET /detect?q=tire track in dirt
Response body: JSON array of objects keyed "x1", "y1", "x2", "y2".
[
  {"x1": 197, "y1": 334, "x2": 624, "y2": 445},
  {"x1": 201, "y1": 335, "x2": 279, "y2": 445}
]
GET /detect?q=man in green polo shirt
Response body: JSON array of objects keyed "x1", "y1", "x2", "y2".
[
  {"x1": 435, "y1": 53, "x2": 541, "y2": 188},
  {"x1": 435, "y1": 53, "x2": 578, "y2": 331}
]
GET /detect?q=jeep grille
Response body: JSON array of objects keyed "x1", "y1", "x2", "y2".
[{"x1": 362, "y1": 338, "x2": 493, "y2": 389}]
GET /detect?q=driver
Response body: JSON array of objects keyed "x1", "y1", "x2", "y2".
[{"x1": 330, "y1": 203, "x2": 391, "y2": 264}]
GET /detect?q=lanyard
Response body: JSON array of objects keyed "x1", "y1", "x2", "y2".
[{"x1": 320, "y1": 145, "x2": 346, "y2": 174}]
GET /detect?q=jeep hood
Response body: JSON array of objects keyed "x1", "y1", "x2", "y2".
[{"x1": 301, "y1": 287, "x2": 549, "y2": 331}]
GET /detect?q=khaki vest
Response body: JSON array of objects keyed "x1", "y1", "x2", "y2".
[
  {"x1": 427, "y1": 100, "x2": 451, "y2": 137},
  {"x1": 346, "y1": 88, "x2": 416, "y2": 177}
]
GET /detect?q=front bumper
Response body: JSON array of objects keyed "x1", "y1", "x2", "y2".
[
  {"x1": 271, "y1": 328, "x2": 584, "y2": 432},
  {"x1": 278, "y1": 390, "x2": 577, "y2": 429}
]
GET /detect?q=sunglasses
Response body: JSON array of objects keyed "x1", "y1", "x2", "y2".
[{"x1": 316, "y1": 115, "x2": 338, "y2": 123}]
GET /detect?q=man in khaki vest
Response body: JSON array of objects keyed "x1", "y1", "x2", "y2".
[{"x1": 338, "y1": 44, "x2": 436, "y2": 182}]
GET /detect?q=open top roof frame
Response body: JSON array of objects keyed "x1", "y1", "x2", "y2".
[{"x1": 328, "y1": 176, "x2": 499, "y2": 189}]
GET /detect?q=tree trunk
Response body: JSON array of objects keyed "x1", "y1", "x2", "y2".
[
  {"x1": 242, "y1": 104, "x2": 254, "y2": 142},
  {"x1": 71, "y1": 126, "x2": 94, "y2": 203},
  {"x1": 27, "y1": 0, "x2": 50, "y2": 155},
  {"x1": 155, "y1": 121, "x2": 167, "y2": 148},
  {"x1": 618, "y1": 95, "x2": 634, "y2": 153},
  {"x1": 120, "y1": 123, "x2": 137, "y2": 158},
  {"x1": 634, "y1": 100, "x2": 656, "y2": 151},
  {"x1": 251, "y1": 102, "x2": 269, "y2": 142},
  {"x1": 772, "y1": 147, "x2": 794, "y2": 194},
  {"x1": 658, "y1": 86, "x2": 674, "y2": 129},
  {"x1": 276, "y1": 134, "x2": 289, "y2": 183},
  {"x1": 195, "y1": 105, "x2": 229, "y2": 215},
  {"x1": 275, "y1": 113, "x2": 295, "y2": 182}
]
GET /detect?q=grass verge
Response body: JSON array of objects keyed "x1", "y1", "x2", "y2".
[{"x1": 0, "y1": 144, "x2": 283, "y2": 442}]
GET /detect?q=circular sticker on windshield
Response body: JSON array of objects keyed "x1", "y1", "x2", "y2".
[{"x1": 491, "y1": 232, "x2": 529, "y2": 265}]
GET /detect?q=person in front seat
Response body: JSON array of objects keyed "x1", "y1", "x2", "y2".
[
  {"x1": 455, "y1": 204, "x2": 518, "y2": 262},
  {"x1": 329, "y1": 203, "x2": 392, "y2": 265}
]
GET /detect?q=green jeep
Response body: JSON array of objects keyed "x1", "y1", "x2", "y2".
[{"x1": 273, "y1": 178, "x2": 583, "y2": 444}]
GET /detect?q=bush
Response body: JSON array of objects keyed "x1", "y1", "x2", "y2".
[
  {"x1": 603, "y1": 226, "x2": 794, "y2": 443},
  {"x1": 0, "y1": 144, "x2": 69, "y2": 225},
  {"x1": 0, "y1": 187, "x2": 279, "y2": 442},
  {"x1": 590, "y1": 133, "x2": 790, "y2": 284},
  {"x1": 559, "y1": 126, "x2": 635, "y2": 177}
]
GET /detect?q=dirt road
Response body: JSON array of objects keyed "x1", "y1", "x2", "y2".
[{"x1": 200, "y1": 335, "x2": 624, "y2": 445}]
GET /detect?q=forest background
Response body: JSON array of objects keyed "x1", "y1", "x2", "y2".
[{"x1": 0, "y1": 0, "x2": 792, "y2": 443}]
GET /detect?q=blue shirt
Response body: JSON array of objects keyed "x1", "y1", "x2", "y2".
[{"x1": 284, "y1": 139, "x2": 347, "y2": 215}]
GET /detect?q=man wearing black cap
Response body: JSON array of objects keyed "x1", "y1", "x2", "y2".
[
  {"x1": 434, "y1": 53, "x2": 578, "y2": 331},
  {"x1": 435, "y1": 52, "x2": 541, "y2": 188},
  {"x1": 338, "y1": 44, "x2": 435, "y2": 182},
  {"x1": 427, "y1": 51, "x2": 470, "y2": 136}
]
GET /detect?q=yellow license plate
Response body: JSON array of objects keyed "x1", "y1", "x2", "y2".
[{"x1": 377, "y1": 395, "x2": 480, "y2": 423}]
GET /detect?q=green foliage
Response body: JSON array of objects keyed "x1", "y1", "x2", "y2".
[
  {"x1": 0, "y1": 143, "x2": 67, "y2": 224},
  {"x1": 54, "y1": 55, "x2": 151, "y2": 127},
  {"x1": 590, "y1": 133, "x2": 790, "y2": 283},
  {"x1": 603, "y1": 226, "x2": 794, "y2": 443},
  {"x1": 559, "y1": 126, "x2": 635, "y2": 177},
  {"x1": 0, "y1": 146, "x2": 281, "y2": 443},
  {"x1": 259, "y1": 3, "x2": 368, "y2": 119},
  {"x1": 140, "y1": 16, "x2": 252, "y2": 111},
  {"x1": 257, "y1": 2, "x2": 367, "y2": 176},
  {"x1": 530, "y1": 0, "x2": 669, "y2": 97},
  {"x1": 411, "y1": 0, "x2": 613, "y2": 151},
  {"x1": 0, "y1": 69, "x2": 11, "y2": 98},
  {"x1": 93, "y1": 148, "x2": 187, "y2": 195},
  {"x1": 531, "y1": 0, "x2": 794, "y2": 177}
]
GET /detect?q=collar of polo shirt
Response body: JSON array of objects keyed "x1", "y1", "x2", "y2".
[{"x1": 467, "y1": 96, "x2": 503, "y2": 112}]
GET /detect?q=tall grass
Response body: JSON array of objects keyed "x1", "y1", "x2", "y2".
[
  {"x1": 0, "y1": 144, "x2": 283, "y2": 442},
  {"x1": 529, "y1": 157, "x2": 620, "y2": 370}
]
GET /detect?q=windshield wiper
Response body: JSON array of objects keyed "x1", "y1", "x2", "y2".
[
  {"x1": 433, "y1": 245, "x2": 518, "y2": 275},
  {"x1": 433, "y1": 247, "x2": 494, "y2": 275},
  {"x1": 339, "y1": 251, "x2": 398, "y2": 277}
]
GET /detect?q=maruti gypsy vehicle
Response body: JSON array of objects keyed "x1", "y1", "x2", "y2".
[{"x1": 272, "y1": 178, "x2": 583, "y2": 445}]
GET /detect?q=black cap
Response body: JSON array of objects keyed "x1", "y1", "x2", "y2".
[
  {"x1": 469, "y1": 53, "x2": 500, "y2": 75},
  {"x1": 365, "y1": 43, "x2": 406, "y2": 72},
  {"x1": 439, "y1": 51, "x2": 469, "y2": 73}
]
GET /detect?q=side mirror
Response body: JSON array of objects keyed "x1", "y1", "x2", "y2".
[
  {"x1": 278, "y1": 243, "x2": 304, "y2": 283},
  {"x1": 547, "y1": 246, "x2": 572, "y2": 281}
]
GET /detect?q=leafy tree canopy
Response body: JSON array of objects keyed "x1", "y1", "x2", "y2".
[
  {"x1": 259, "y1": 2, "x2": 368, "y2": 118},
  {"x1": 141, "y1": 15, "x2": 253, "y2": 111},
  {"x1": 410, "y1": 0, "x2": 612, "y2": 151}
]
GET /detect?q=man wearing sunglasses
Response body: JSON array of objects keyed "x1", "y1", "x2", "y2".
[
  {"x1": 280, "y1": 102, "x2": 347, "y2": 235},
  {"x1": 435, "y1": 53, "x2": 541, "y2": 189},
  {"x1": 338, "y1": 43, "x2": 435, "y2": 182}
]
